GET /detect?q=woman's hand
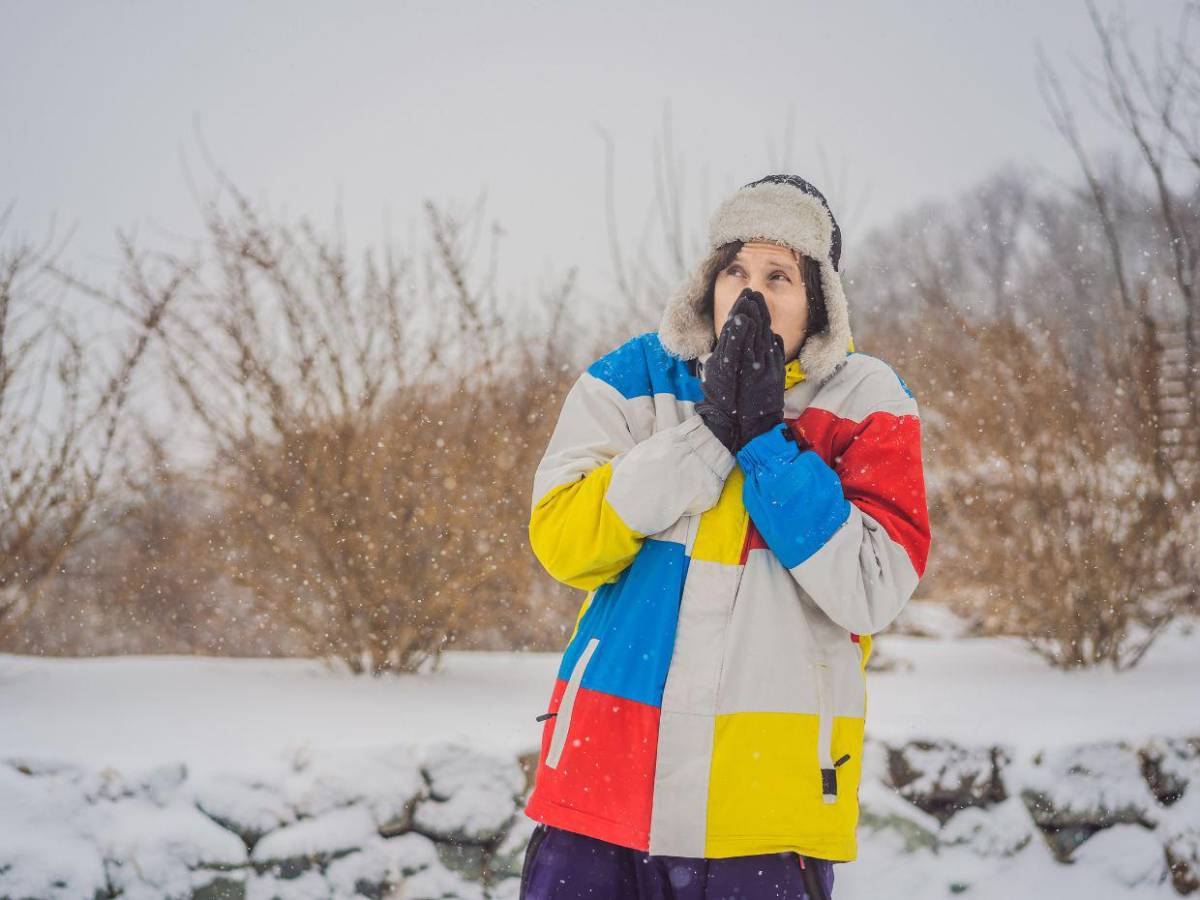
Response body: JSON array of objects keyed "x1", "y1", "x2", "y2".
[
  {"x1": 695, "y1": 290, "x2": 760, "y2": 453},
  {"x1": 734, "y1": 290, "x2": 786, "y2": 451}
]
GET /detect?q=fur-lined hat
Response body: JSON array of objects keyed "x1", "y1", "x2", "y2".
[{"x1": 658, "y1": 174, "x2": 855, "y2": 384}]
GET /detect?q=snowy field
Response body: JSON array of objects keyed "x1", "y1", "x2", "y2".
[{"x1": 2, "y1": 604, "x2": 1198, "y2": 898}]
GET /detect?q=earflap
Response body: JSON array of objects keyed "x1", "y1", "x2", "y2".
[
  {"x1": 657, "y1": 246, "x2": 725, "y2": 361},
  {"x1": 796, "y1": 259, "x2": 855, "y2": 384}
]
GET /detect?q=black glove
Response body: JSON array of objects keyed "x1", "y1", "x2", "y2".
[
  {"x1": 695, "y1": 292, "x2": 761, "y2": 453},
  {"x1": 733, "y1": 290, "x2": 786, "y2": 451}
]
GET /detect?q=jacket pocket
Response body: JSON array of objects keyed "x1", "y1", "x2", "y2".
[
  {"x1": 793, "y1": 589, "x2": 841, "y2": 805},
  {"x1": 814, "y1": 661, "x2": 833, "y2": 803},
  {"x1": 546, "y1": 636, "x2": 600, "y2": 769},
  {"x1": 814, "y1": 659, "x2": 852, "y2": 803}
]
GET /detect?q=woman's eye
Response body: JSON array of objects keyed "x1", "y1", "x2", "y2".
[{"x1": 726, "y1": 265, "x2": 788, "y2": 281}]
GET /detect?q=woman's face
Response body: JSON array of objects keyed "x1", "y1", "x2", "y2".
[{"x1": 712, "y1": 241, "x2": 809, "y2": 363}]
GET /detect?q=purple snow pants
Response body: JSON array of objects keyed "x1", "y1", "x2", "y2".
[{"x1": 519, "y1": 823, "x2": 837, "y2": 900}]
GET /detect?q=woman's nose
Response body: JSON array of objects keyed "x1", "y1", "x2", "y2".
[
  {"x1": 749, "y1": 276, "x2": 778, "y2": 307},
  {"x1": 748, "y1": 283, "x2": 776, "y2": 317}
]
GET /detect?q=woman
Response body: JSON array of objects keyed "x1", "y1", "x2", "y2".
[{"x1": 519, "y1": 174, "x2": 931, "y2": 899}]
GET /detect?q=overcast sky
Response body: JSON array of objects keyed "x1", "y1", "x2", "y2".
[{"x1": 2, "y1": 0, "x2": 1185, "y2": 310}]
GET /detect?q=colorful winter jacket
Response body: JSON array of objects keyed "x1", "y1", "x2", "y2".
[{"x1": 522, "y1": 329, "x2": 931, "y2": 862}]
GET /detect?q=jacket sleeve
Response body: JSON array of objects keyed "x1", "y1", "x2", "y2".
[
  {"x1": 529, "y1": 364, "x2": 736, "y2": 591},
  {"x1": 735, "y1": 366, "x2": 931, "y2": 635}
]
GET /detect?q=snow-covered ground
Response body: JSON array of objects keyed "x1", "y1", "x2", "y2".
[
  {"x1": 4, "y1": 612, "x2": 1196, "y2": 775},
  {"x1": 0, "y1": 648, "x2": 553, "y2": 779},
  {"x1": 2, "y1": 604, "x2": 1198, "y2": 898}
]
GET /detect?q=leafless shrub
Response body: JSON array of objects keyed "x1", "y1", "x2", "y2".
[
  {"x1": 0, "y1": 204, "x2": 177, "y2": 642},
  {"x1": 131, "y1": 175, "x2": 593, "y2": 673},
  {"x1": 873, "y1": 297, "x2": 1192, "y2": 669}
]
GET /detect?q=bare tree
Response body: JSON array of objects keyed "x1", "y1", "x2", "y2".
[
  {"x1": 0, "y1": 205, "x2": 178, "y2": 641},
  {"x1": 1036, "y1": 0, "x2": 1200, "y2": 481}
]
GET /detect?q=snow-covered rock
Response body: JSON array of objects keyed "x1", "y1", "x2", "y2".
[
  {"x1": 938, "y1": 795, "x2": 1037, "y2": 857},
  {"x1": 1140, "y1": 735, "x2": 1200, "y2": 806},
  {"x1": 245, "y1": 868, "x2": 330, "y2": 900},
  {"x1": 0, "y1": 742, "x2": 537, "y2": 900},
  {"x1": 1018, "y1": 741, "x2": 1162, "y2": 861},
  {"x1": 193, "y1": 770, "x2": 299, "y2": 849},
  {"x1": 886, "y1": 738, "x2": 1011, "y2": 823},
  {"x1": 0, "y1": 828, "x2": 108, "y2": 900},
  {"x1": 411, "y1": 742, "x2": 526, "y2": 845},
  {"x1": 1072, "y1": 823, "x2": 1170, "y2": 891},
  {"x1": 280, "y1": 744, "x2": 427, "y2": 830},
  {"x1": 400, "y1": 860, "x2": 487, "y2": 900},
  {"x1": 0, "y1": 762, "x2": 107, "y2": 898},
  {"x1": 377, "y1": 830, "x2": 445, "y2": 876},
  {"x1": 323, "y1": 843, "x2": 395, "y2": 898},
  {"x1": 1019, "y1": 741, "x2": 1161, "y2": 830},
  {"x1": 97, "y1": 798, "x2": 248, "y2": 900},
  {"x1": 1158, "y1": 785, "x2": 1200, "y2": 895},
  {"x1": 322, "y1": 830, "x2": 499, "y2": 899},
  {"x1": 250, "y1": 804, "x2": 377, "y2": 877},
  {"x1": 858, "y1": 739, "x2": 942, "y2": 853}
]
